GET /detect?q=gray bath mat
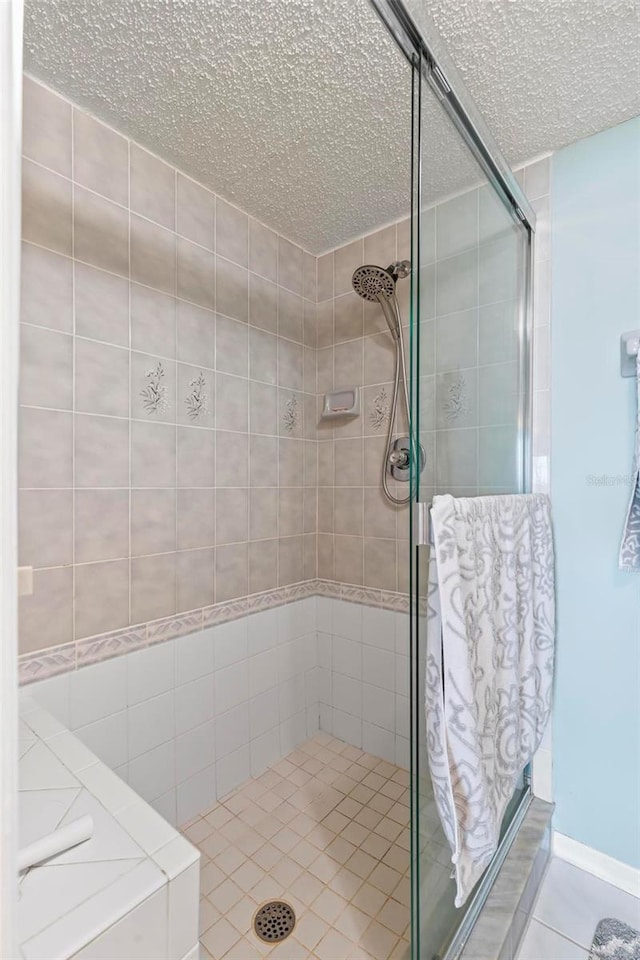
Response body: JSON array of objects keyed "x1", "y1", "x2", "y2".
[{"x1": 589, "y1": 918, "x2": 640, "y2": 959}]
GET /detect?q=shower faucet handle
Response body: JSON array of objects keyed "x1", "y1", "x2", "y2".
[{"x1": 389, "y1": 448, "x2": 410, "y2": 468}]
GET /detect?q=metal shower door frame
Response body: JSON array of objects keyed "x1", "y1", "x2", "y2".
[{"x1": 368, "y1": 1, "x2": 537, "y2": 958}]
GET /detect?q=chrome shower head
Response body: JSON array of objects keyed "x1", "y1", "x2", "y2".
[{"x1": 351, "y1": 264, "x2": 396, "y2": 302}]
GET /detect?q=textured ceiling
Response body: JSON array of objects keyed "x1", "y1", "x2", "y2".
[
  {"x1": 422, "y1": 0, "x2": 640, "y2": 168},
  {"x1": 23, "y1": 0, "x2": 640, "y2": 254}
]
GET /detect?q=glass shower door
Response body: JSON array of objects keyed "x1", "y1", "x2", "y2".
[{"x1": 407, "y1": 48, "x2": 533, "y2": 960}]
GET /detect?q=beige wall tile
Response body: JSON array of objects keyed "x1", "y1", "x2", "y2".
[
  {"x1": 75, "y1": 489, "x2": 129, "y2": 563},
  {"x1": 334, "y1": 438, "x2": 363, "y2": 487},
  {"x1": 19, "y1": 324, "x2": 73, "y2": 410},
  {"x1": 216, "y1": 256, "x2": 248, "y2": 322},
  {"x1": 317, "y1": 252, "x2": 333, "y2": 302},
  {"x1": 131, "y1": 214, "x2": 176, "y2": 294},
  {"x1": 278, "y1": 237, "x2": 303, "y2": 296},
  {"x1": 249, "y1": 328, "x2": 277, "y2": 385},
  {"x1": 334, "y1": 535, "x2": 363, "y2": 585},
  {"x1": 364, "y1": 333, "x2": 395, "y2": 388},
  {"x1": 23, "y1": 77, "x2": 72, "y2": 176},
  {"x1": 19, "y1": 566, "x2": 73, "y2": 653},
  {"x1": 278, "y1": 289, "x2": 303, "y2": 343},
  {"x1": 278, "y1": 388, "x2": 303, "y2": 439},
  {"x1": 75, "y1": 414, "x2": 129, "y2": 488},
  {"x1": 22, "y1": 159, "x2": 72, "y2": 255},
  {"x1": 130, "y1": 144, "x2": 175, "y2": 229},
  {"x1": 334, "y1": 340, "x2": 363, "y2": 388},
  {"x1": 131, "y1": 553, "x2": 177, "y2": 623},
  {"x1": 19, "y1": 490, "x2": 73, "y2": 568},
  {"x1": 177, "y1": 174, "x2": 215, "y2": 250},
  {"x1": 364, "y1": 537, "x2": 396, "y2": 591},
  {"x1": 303, "y1": 252, "x2": 317, "y2": 302},
  {"x1": 177, "y1": 548, "x2": 214, "y2": 612},
  {"x1": 303, "y1": 533, "x2": 317, "y2": 581},
  {"x1": 278, "y1": 340, "x2": 303, "y2": 391},
  {"x1": 316, "y1": 301, "x2": 334, "y2": 349},
  {"x1": 215, "y1": 431, "x2": 248, "y2": 487},
  {"x1": 21, "y1": 243, "x2": 73, "y2": 332},
  {"x1": 131, "y1": 353, "x2": 176, "y2": 422},
  {"x1": 177, "y1": 300, "x2": 214, "y2": 367},
  {"x1": 131, "y1": 488, "x2": 176, "y2": 557},
  {"x1": 19, "y1": 407, "x2": 72, "y2": 488},
  {"x1": 178, "y1": 364, "x2": 214, "y2": 428},
  {"x1": 215, "y1": 543, "x2": 248, "y2": 601},
  {"x1": 216, "y1": 198, "x2": 248, "y2": 267},
  {"x1": 249, "y1": 382, "x2": 277, "y2": 436},
  {"x1": 364, "y1": 224, "x2": 396, "y2": 267},
  {"x1": 19, "y1": 79, "x2": 329, "y2": 658},
  {"x1": 75, "y1": 263, "x2": 129, "y2": 346},
  {"x1": 334, "y1": 293, "x2": 363, "y2": 343},
  {"x1": 177, "y1": 426, "x2": 215, "y2": 488},
  {"x1": 249, "y1": 274, "x2": 278, "y2": 333},
  {"x1": 216, "y1": 374, "x2": 248, "y2": 433},
  {"x1": 249, "y1": 219, "x2": 278, "y2": 282},
  {"x1": 278, "y1": 437, "x2": 302, "y2": 483},
  {"x1": 177, "y1": 237, "x2": 215, "y2": 310},
  {"x1": 249, "y1": 539, "x2": 278, "y2": 594},
  {"x1": 73, "y1": 110, "x2": 128, "y2": 205},
  {"x1": 131, "y1": 284, "x2": 176, "y2": 359},
  {"x1": 396, "y1": 542, "x2": 410, "y2": 594},
  {"x1": 317, "y1": 533, "x2": 334, "y2": 580},
  {"x1": 76, "y1": 338, "x2": 129, "y2": 417},
  {"x1": 334, "y1": 488, "x2": 363, "y2": 537},
  {"x1": 216, "y1": 316, "x2": 248, "y2": 378},
  {"x1": 74, "y1": 186, "x2": 129, "y2": 277},
  {"x1": 303, "y1": 299, "x2": 317, "y2": 349},
  {"x1": 178, "y1": 488, "x2": 215, "y2": 549},
  {"x1": 364, "y1": 487, "x2": 397, "y2": 540},
  {"x1": 334, "y1": 239, "x2": 363, "y2": 297},
  {"x1": 278, "y1": 536, "x2": 303, "y2": 586},
  {"x1": 75, "y1": 559, "x2": 130, "y2": 638},
  {"x1": 131, "y1": 421, "x2": 176, "y2": 488},
  {"x1": 249, "y1": 488, "x2": 278, "y2": 541},
  {"x1": 216, "y1": 488, "x2": 248, "y2": 545},
  {"x1": 249, "y1": 435, "x2": 277, "y2": 487},
  {"x1": 279, "y1": 487, "x2": 303, "y2": 537}
]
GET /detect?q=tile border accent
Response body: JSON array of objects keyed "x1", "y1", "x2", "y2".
[{"x1": 18, "y1": 579, "x2": 410, "y2": 685}]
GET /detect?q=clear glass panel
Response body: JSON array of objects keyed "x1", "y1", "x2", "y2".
[{"x1": 409, "y1": 62, "x2": 531, "y2": 960}]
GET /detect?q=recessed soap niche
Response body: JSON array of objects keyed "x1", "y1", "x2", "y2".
[{"x1": 321, "y1": 386, "x2": 360, "y2": 420}]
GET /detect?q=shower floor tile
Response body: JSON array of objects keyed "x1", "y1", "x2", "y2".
[{"x1": 180, "y1": 733, "x2": 411, "y2": 960}]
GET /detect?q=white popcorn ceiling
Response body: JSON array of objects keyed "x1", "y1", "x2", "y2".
[{"x1": 23, "y1": 0, "x2": 640, "y2": 254}]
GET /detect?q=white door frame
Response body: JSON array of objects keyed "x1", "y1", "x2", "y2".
[{"x1": 0, "y1": 0, "x2": 22, "y2": 956}]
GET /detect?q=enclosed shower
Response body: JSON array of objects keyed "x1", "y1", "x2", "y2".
[{"x1": 14, "y1": 0, "x2": 539, "y2": 958}]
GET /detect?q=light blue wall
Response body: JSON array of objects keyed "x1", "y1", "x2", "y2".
[{"x1": 551, "y1": 116, "x2": 640, "y2": 868}]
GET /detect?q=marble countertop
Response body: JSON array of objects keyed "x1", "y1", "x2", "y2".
[{"x1": 18, "y1": 693, "x2": 199, "y2": 960}]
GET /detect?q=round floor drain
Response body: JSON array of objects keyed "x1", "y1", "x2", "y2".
[{"x1": 253, "y1": 900, "x2": 296, "y2": 943}]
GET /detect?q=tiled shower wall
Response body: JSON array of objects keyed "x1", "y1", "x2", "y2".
[
  {"x1": 315, "y1": 156, "x2": 550, "y2": 591},
  {"x1": 17, "y1": 73, "x2": 550, "y2": 684},
  {"x1": 18, "y1": 76, "x2": 318, "y2": 656},
  {"x1": 316, "y1": 221, "x2": 412, "y2": 594}
]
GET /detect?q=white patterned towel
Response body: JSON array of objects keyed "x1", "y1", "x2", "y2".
[
  {"x1": 425, "y1": 493, "x2": 555, "y2": 907},
  {"x1": 619, "y1": 350, "x2": 640, "y2": 571}
]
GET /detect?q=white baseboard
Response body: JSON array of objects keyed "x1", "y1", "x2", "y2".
[{"x1": 553, "y1": 831, "x2": 640, "y2": 898}]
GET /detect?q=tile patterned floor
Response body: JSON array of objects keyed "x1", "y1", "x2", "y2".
[
  {"x1": 181, "y1": 733, "x2": 411, "y2": 960},
  {"x1": 517, "y1": 857, "x2": 640, "y2": 959}
]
